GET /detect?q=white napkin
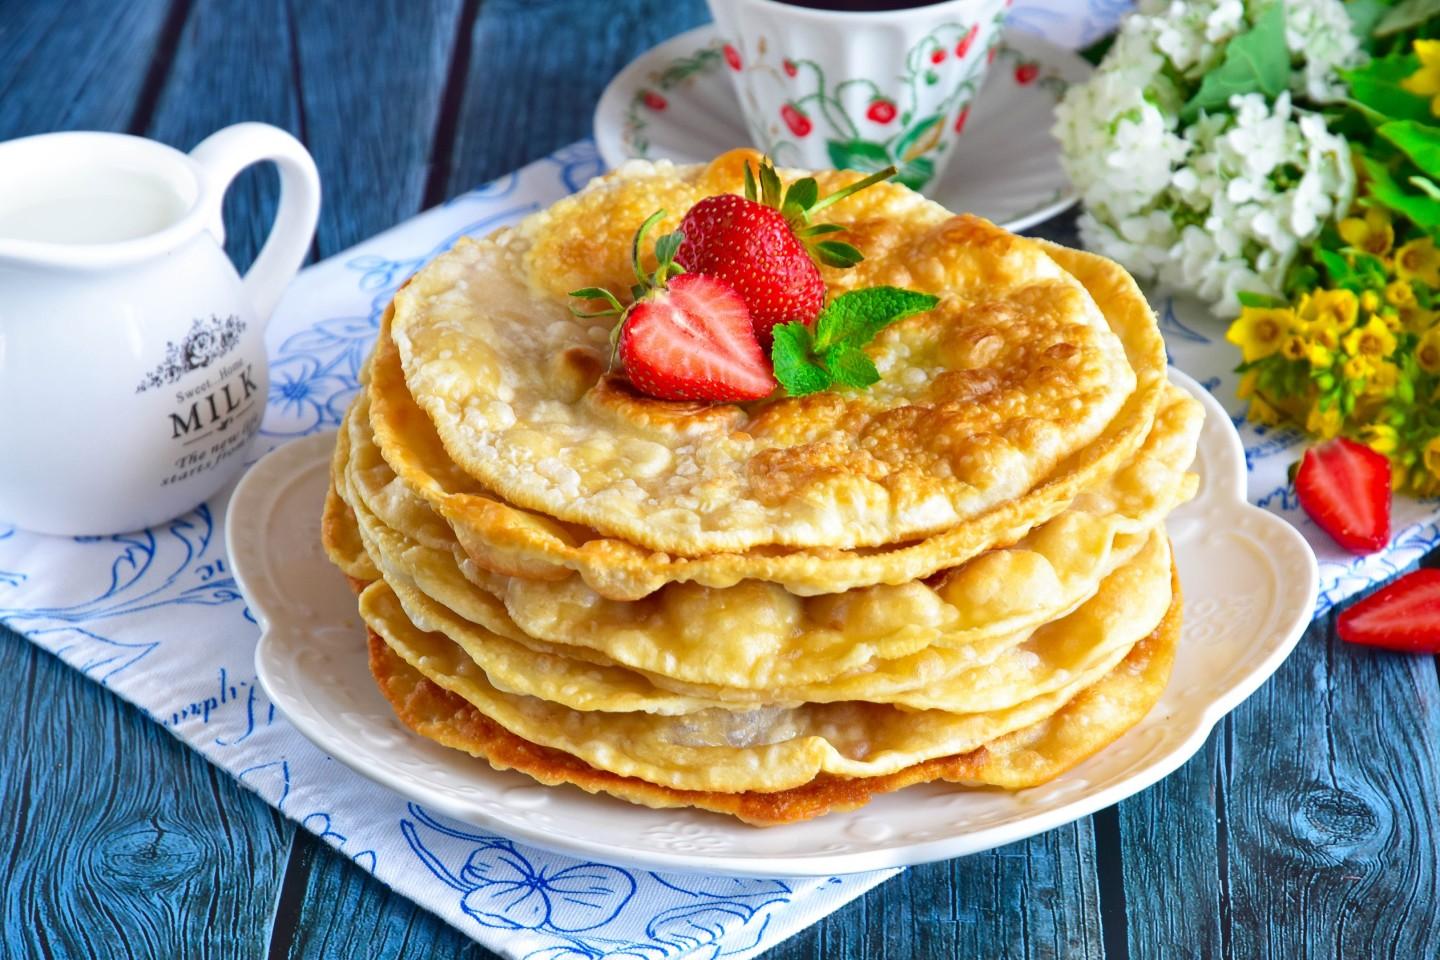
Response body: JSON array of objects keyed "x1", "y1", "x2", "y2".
[{"x1": 13, "y1": 5, "x2": 1438, "y2": 956}]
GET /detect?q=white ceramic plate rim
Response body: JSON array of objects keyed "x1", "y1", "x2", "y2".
[
  {"x1": 592, "y1": 24, "x2": 1088, "y2": 233},
  {"x1": 231, "y1": 368, "x2": 1318, "y2": 876}
]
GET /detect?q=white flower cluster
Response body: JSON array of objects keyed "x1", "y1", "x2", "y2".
[{"x1": 1054, "y1": 0, "x2": 1362, "y2": 315}]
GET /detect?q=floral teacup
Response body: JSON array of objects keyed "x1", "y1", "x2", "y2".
[{"x1": 706, "y1": 0, "x2": 1010, "y2": 191}]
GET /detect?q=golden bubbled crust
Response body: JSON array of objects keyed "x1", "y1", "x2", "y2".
[{"x1": 388, "y1": 155, "x2": 1141, "y2": 555}]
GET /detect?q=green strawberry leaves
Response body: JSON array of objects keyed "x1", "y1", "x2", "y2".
[
  {"x1": 770, "y1": 286, "x2": 940, "y2": 396},
  {"x1": 741, "y1": 156, "x2": 895, "y2": 272}
]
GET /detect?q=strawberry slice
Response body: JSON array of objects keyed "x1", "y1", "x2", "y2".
[
  {"x1": 620, "y1": 273, "x2": 773, "y2": 402},
  {"x1": 676, "y1": 157, "x2": 896, "y2": 345},
  {"x1": 568, "y1": 212, "x2": 773, "y2": 403},
  {"x1": 1338, "y1": 568, "x2": 1440, "y2": 654},
  {"x1": 1294, "y1": 438, "x2": 1391, "y2": 554}
]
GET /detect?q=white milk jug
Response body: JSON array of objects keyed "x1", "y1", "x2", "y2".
[{"x1": 0, "y1": 122, "x2": 320, "y2": 535}]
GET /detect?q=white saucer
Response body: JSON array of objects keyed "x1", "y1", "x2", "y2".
[
  {"x1": 229, "y1": 370, "x2": 1318, "y2": 878},
  {"x1": 594, "y1": 24, "x2": 1091, "y2": 232}
]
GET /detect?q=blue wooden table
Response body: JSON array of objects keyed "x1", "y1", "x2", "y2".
[{"x1": 3, "y1": 1, "x2": 1439, "y2": 956}]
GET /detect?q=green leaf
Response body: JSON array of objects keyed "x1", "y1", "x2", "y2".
[
  {"x1": 1412, "y1": 174, "x2": 1440, "y2": 199},
  {"x1": 1343, "y1": 53, "x2": 1431, "y2": 124},
  {"x1": 743, "y1": 160, "x2": 758, "y2": 203},
  {"x1": 893, "y1": 115, "x2": 943, "y2": 164},
  {"x1": 1361, "y1": 154, "x2": 1440, "y2": 227},
  {"x1": 759, "y1": 160, "x2": 783, "y2": 209},
  {"x1": 781, "y1": 177, "x2": 818, "y2": 220},
  {"x1": 1179, "y1": 2, "x2": 1289, "y2": 123},
  {"x1": 826, "y1": 138, "x2": 892, "y2": 173},
  {"x1": 813, "y1": 240, "x2": 864, "y2": 268},
  {"x1": 893, "y1": 156, "x2": 937, "y2": 192},
  {"x1": 567, "y1": 286, "x2": 624, "y2": 317},
  {"x1": 1376, "y1": 0, "x2": 1440, "y2": 37},
  {"x1": 1345, "y1": 0, "x2": 1391, "y2": 43},
  {"x1": 1380, "y1": 119, "x2": 1440, "y2": 176},
  {"x1": 798, "y1": 222, "x2": 846, "y2": 238},
  {"x1": 771, "y1": 322, "x2": 831, "y2": 396},
  {"x1": 813, "y1": 287, "x2": 940, "y2": 351},
  {"x1": 1317, "y1": 248, "x2": 1357, "y2": 286},
  {"x1": 1237, "y1": 291, "x2": 1288, "y2": 308},
  {"x1": 822, "y1": 342, "x2": 880, "y2": 389}
]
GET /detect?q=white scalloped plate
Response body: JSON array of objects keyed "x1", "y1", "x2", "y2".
[
  {"x1": 229, "y1": 368, "x2": 1317, "y2": 877},
  {"x1": 593, "y1": 25, "x2": 1091, "y2": 232}
]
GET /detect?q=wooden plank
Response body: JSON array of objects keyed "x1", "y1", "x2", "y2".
[
  {"x1": 0, "y1": 628, "x2": 291, "y2": 955},
  {"x1": 443, "y1": 0, "x2": 709, "y2": 193},
  {"x1": 276, "y1": 833, "x2": 495, "y2": 959},
  {"x1": 0, "y1": 0, "x2": 174, "y2": 136},
  {"x1": 288, "y1": 0, "x2": 465, "y2": 255},
  {"x1": 770, "y1": 825, "x2": 1106, "y2": 960},
  {"x1": 1121, "y1": 599, "x2": 1440, "y2": 958}
]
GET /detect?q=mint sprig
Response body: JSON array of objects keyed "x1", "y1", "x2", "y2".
[{"x1": 770, "y1": 287, "x2": 939, "y2": 396}]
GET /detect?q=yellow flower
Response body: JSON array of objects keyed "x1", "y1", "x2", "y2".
[
  {"x1": 1343, "y1": 355, "x2": 1373, "y2": 382},
  {"x1": 1385, "y1": 280, "x2": 1416, "y2": 309},
  {"x1": 1361, "y1": 289, "x2": 1382, "y2": 314},
  {"x1": 1226, "y1": 306, "x2": 1293, "y2": 363},
  {"x1": 1426, "y1": 435, "x2": 1440, "y2": 479},
  {"x1": 1402, "y1": 305, "x2": 1438, "y2": 334},
  {"x1": 1305, "y1": 403, "x2": 1343, "y2": 439},
  {"x1": 1402, "y1": 39, "x2": 1440, "y2": 116},
  {"x1": 1300, "y1": 288, "x2": 1359, "y2": 333},
  {"x1": 1282, "y1": 335, "x2": 1308, "y2": 361},
  {"x1": 1338, "y1": 207, "x2": 1395, "y2": 258},
  {"x1": 1395, "y1": 237, "x2": 1440, "y2": 287},
  {"x1": 1307, "y1": 342, "x2": 1334, "y2": 368},
  {"x1": 1341, "y1": 315, "x2": 1399, "y2": 362},
  {"x1": 1418, "y1": 328, "x2": 1440, "y2": 373},
  {"x1": 1361, "y1": 423, "x2": 1399, "y2": 456},
  {"x1": 1247, "y1": 393, "x2": 1283, "y2": 426},
  {"x1": 1365, "y1": 359, "x2": 1400, "y2": 397}
]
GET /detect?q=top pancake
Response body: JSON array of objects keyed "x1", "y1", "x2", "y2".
[{"x1": 389, "y1": 153, "x2": 1142, "y2": 554}]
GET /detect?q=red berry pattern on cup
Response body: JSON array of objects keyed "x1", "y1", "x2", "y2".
[
  {"x1": 866, "y1": 99, "x2": 897, "y2": 124},
  {"x1": 784, "y1": 59, "x2": 798, "y2": 77},
  {"x1": 1015, "y1": 62, "x2": 1039, "y2": 84},
  {"x1": 724, "y1": 44, "x2": 742, "y2": 71},
  {"x1": 930, "y1": 48, "x2": 946, "y2": 64},
  {"x1": 781, "y1": 103, "x2": 813, "y2": 137},
  {"x1": 642, "y1": 90, "x2": 667, "y2": 111},
  {"x1": 953, "y1": 105, "x2": 971, "y2": 134},
  {"x1": 956, "y1": 25, "x2": 978, "y2": 58}
]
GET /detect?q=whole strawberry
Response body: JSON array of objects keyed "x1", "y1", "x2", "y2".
[
  {"x1": 676, "y1": 158, "x2": 895, "y2": 345},
  {"x1": 568, "y1": 211, "x2": 774, "y2": 403}
]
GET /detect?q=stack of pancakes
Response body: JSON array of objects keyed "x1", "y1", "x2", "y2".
[{"x1": 322, "y1": 152, "x2": 1202, "y2": 825}]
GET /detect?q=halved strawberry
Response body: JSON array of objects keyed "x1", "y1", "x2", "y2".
[
  {"x1": 620, "y1": 273, "x2": 773, "y2": 402},
  {"x1": 568, "y1": 211, "x2": 773, "y2": 403},
  {"x1": 1294, "y1": 438, "x2": 1391, "y2": 554},
  {"x1": 675, "y1": 157, "x2": 895, "y2": 345},
  {"x1": 1338, "y1": 568, "x2": 1440, "y2": 654}
]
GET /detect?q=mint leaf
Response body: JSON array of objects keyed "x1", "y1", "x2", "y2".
[
  {"x1": 823, "y1": 342, "x2": 880, "y2": 389},
  {"x1": 1179, "y1": 2, "x2": 1289, "y2": 123},
  {"x1": 771, "y1": 322, "x2": 831, "y2": 396},
  {"x1": 813, "y1": 287, "x2": 940, "y2": 351}
]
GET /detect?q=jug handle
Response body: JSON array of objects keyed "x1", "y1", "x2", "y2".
[{"x1": 189, "y1": 123, "x2": 321, "y2": 324}]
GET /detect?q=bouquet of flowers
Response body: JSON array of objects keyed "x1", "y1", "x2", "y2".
[{"x1": 1058, "y1": 0, "x2": 1440, "y2": 496}]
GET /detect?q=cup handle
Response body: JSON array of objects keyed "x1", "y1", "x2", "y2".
[{"x1": 189, "y1": 122, "x2": 321, "y2": 324}]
